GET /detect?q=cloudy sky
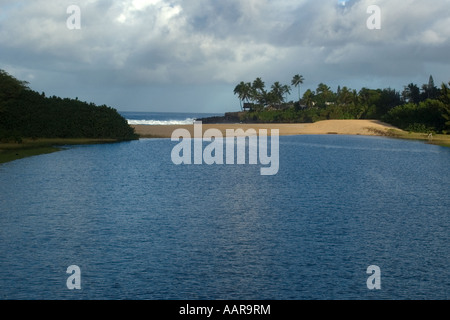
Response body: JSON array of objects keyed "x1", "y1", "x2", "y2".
[{"x1": 1, "y1": 0, "x2": 449, "y2": 113}]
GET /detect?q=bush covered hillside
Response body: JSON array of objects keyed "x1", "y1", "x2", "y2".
[{"x1": 0, "y1": 69, "x2": 138, "y2": 142}]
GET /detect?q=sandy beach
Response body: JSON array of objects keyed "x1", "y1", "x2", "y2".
[{"x1": 132, "y1": 120, "x2": 401, "y2": 138}]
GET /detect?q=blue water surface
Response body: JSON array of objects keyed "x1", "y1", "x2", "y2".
[{"x1": 0, "y1": 135, "x2": 449, "y2": 300}]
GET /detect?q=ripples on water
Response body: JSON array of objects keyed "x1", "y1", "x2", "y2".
[{"x1": 0, "y1": 135, "x2": 449, "y2": 299}]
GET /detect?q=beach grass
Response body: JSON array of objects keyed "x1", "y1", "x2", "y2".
[
  {"x1": 387, "y1": 130, "x2": 450, "y2": 148},
  {"x1": 0, "y1": 138, "x2": 118, "y2": 164}
]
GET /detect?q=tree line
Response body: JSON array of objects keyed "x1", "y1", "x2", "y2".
[
  {"x1": 234, "y1": 74, "x2": 450, "y2": 134},
  {"x1": 0, "y1": 69, "x2": 138, "y2": 142}
]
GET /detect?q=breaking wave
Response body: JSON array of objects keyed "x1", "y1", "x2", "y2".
[{"x1": 127, "y1": 118, "x2": 196, "y2": 125}]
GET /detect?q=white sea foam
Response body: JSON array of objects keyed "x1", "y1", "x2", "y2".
[{"x1": 127, "y1": 118, "x2": 196, "y2": 125}]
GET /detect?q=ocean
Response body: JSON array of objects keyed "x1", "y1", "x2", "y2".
[
  {"x1": 119, "y1": 111, "x2": 223, "y2": 125},
  {"x1": 0, "y1": 113, "x2": 449, "y2": 300}
]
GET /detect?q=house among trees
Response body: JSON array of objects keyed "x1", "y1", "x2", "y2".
[
  {"x1": 243, "y1": 103, "x2": 254, "y2": 111},
  {"x1": 232, "y1": 74, "x2": 450, "y2": 133}
]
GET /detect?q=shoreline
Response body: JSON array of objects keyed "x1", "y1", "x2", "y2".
[
  {"x1": 2, "y1": 120, "x2": 448, "y2": 165},
  {"x1": 0, "y1": 138, "x2": 121, "y2": 164},
  {"x1": 132, "y1": 119, "x2": 450, "y2": 147},
  {"x1": 131, "y1": 120, "x2": 402, "y2": 138}
]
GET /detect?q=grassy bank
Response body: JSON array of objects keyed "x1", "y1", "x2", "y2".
[
  {"x1": 0, "y1": 138, "x2": 119, "y2": 164},
  {"x1": 387, "y1": 130, "x2": 450, "y2": 148}
]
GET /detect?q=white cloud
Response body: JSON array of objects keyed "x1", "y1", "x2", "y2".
[{"x1": 1, "y1": 0, "x2": 449, "y2": 112}]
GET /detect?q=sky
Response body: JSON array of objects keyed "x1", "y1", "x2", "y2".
[{"x1": 1, "y1": 0, "x2": 449, "y2": 113}]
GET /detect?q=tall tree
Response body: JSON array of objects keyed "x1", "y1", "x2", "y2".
[
  {"x1": 402, "y1": 83, "x2": 421, "y2": 104},
  {"x1": 426, "y1": 75, "x2": 438, "y2": 99},
  {"x1": 337, "y1": 86, "x2": 354, "y2": 105},
  {"x1": 302, "y1": 89, "x2": 315, "y2": 108},
  {"x1": 252, "y1": 77, "x2": 266, "y2": 105},
  {"x1": 282, "y1": 84, "x2": 292, "y2": 103},
  {"x1": 270, "y1": 82, "x2": 284, "y2": 106},
  {"x1": 439, "y1": 82, "x2": 450, "y2": 131},
  {"x1": 315, "y1": 83, "x2": 334, "y2": 107},
  {"x1": 233, "y1": 81, "x2": 252, "y2": 110},
  {"x1": 233, "y1": 82, "x2": 245, "y2": 110},
  {"x1": 291, "y1": 74, "x2": 305, "y2": 102}
]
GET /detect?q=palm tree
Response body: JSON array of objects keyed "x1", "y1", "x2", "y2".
[
  {"x1": 233, "y1": 82, "x2": 245, "y2": 110},
  {"x1": 282, "y1": 84, "x2": 291, "y2": 103},
  {"x1": 337, "y1": 86, "x2": 353, "y2": 105},
  {"x1": 252, "y1": 77, "x2": 266, "y2": 105},
  {"x1": 402, "y1": 83, "x2": 421, "y2": 104},
  {"x1": 252, "y1": 77, "x2": 265, "y2": 92},
  {"x1": 270, "y1": 82, "x2": 284, "y2": 106},
  {"x1": 302, "y1": 89, "x2": 315, "y2": 108},
  {"x1": 316, "y1": 83, "x2": 335, "y2": 107},
  {"x1": 233, "y1": 81, "x2": 252, "y2": 110},
  {"x1": 291, "y1": 74, "x2": 305, "y2": 102}
]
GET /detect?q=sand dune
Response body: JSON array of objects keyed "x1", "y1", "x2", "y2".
[{"x1": 132, "y1": 120, "x2": 401, "y2": 138}]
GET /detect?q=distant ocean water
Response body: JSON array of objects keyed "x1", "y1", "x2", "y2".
[{"x1": 120, "y1": 111, "x2": 223, "y2": 125}]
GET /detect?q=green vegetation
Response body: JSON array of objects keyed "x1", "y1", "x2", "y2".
[
  {"x1": 0, "y1": 138, "x2": 120, "y2": 164},
  {"x1": 234, "y1": 75, "x2": 450, "y2": 135},
  {"x1": 391, "y1": 131, "x2": 450, "y2": 148},
  {"x1": 1, "y1": 69, "x2": 138, "y2": 163},
  {"x1": 0, "y1": 145, "x2": 60, "y2": 164},
  {"x1": 0, "y1": 69, "x2": 138, "y2": 141}
]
